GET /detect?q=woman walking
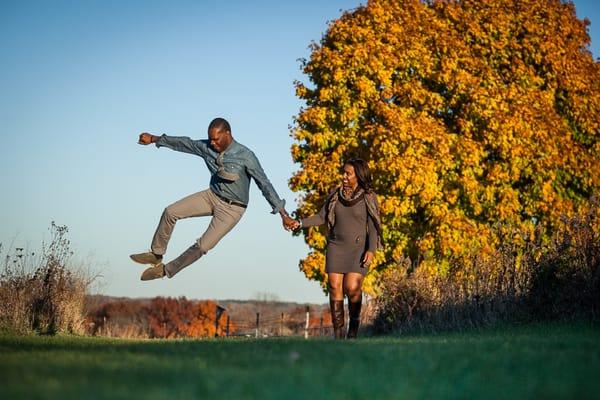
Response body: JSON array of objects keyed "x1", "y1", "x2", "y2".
[{"x1": 291, "y1": 159, "x2": 382, "y2": 339}]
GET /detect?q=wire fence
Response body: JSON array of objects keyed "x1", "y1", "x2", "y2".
[
  {"x1": 214, "y1": 306, "x2": 336, "y2": 338},
  {"x1": 223, "y1": 310, "x2": 335, "y2": 338}
]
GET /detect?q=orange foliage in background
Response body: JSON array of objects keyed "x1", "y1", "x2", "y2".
[
  {"x1": 290, "y1": 0, "x2": 600, "y2": 293},
  {"x1": 88, "y1": 297, "x2": 233, "y2": 338},
  {"x1": 147, "y1": 297, "x2": 231, "y2": 338}
]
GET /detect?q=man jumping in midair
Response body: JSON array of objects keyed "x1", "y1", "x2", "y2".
[{"x1": 131, "y1": 117, "x2": 296, "y2": 280}]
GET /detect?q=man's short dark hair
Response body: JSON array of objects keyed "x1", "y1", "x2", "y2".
[{"x1": 208, "y1": 118, "x2": 231, "y2": 134}]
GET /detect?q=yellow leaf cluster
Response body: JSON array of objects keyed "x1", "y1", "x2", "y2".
[{"x1": 290, "y1": 0, "x2": 600, "y2": 295}]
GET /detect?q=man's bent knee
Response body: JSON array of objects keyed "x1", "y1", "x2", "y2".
[
  {"x1": 196, "y1": 226, "x2": 231, "y2": 254},
  {"x1": 195, "y1": 237, "x2": 216, "y2": 255},
  {"x1": 162, "y1": 207, "x2": 179, "y2": 223}
]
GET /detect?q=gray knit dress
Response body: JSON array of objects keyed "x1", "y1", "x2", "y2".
[{"x1": 301, "y1": 193, "x2": 378, "y2": 275}]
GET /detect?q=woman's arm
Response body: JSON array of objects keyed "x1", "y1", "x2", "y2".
[
  {"x1": 360, "y1": 215, "x2": 378, "y2": 268},
  {"x1": 367, "y1": 215, "x2": 378, "y2": 253},
  {"x1": 299, "y1": 202, "x2": 327, "y2": 228}
]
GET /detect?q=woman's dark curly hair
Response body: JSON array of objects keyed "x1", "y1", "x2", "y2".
[{"x1": 344, "y1": 158, "x2": 373, "y2": 193}]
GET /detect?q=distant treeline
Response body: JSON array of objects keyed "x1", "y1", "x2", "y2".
[{"x1": 85, "y1": 296, "x2": 333, "y2": 338}]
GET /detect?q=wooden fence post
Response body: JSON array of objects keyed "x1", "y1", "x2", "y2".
[
  {"x1": 255, "y1": 312, "x2": 260, "y2": 338},
  {"x1": 304, "y1": 306, "x2": 310, "y2": 339},
  {"x1": 319, "y1": 316, "x2": 323, "y2": 337}
]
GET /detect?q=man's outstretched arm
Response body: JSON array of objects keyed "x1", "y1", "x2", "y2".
[
  {"x1": 245, "y1": 150, "x2": 296, "y2": 230},
  {"x1": 138, "y1": 132, "x2": 210, "y2": 157}
]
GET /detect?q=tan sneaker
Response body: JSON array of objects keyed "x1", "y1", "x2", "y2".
[
  {"x1": 140, "y1": 263, "x2": 166, "y2": 281},
  {"x1": 130, "y1": 251, "x2": 162, "y2": 265}
]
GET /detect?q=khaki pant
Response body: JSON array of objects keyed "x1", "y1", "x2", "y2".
[{"x1": 151, "y1": 189, "x2": 246, "y2": 278}]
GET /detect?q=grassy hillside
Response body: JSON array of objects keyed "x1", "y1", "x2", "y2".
[{"x1": 1, "y1": 322, "x2": 599, "y2": 399}]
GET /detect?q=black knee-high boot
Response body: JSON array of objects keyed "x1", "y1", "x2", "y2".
[
  {"x1": 346, "y1": 298, "x2": 362, "y2": 339},
  {"x1": 330, "y1": 299, "x2": 345, "y2": 340}
]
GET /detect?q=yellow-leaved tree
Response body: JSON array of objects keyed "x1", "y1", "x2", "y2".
[{"x1": 290, "y1": 0, "x2": 600, "y2": 294}]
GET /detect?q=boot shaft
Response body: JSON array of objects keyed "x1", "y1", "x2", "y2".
[
  {"x1": 329, "y1": 299, "x2": 345, "y2": 340},
  {"x1": 346, "y1": 299, "x2": 362, "y2": 339}
]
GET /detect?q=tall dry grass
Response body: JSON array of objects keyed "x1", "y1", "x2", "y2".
[
  {"x1": 0, "y1": 223, "x2": 96, "y2": 335},
  {"x1": 373, "y1": 201, "x2": 600, "y2": 334}
]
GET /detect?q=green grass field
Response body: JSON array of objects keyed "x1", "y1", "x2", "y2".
[{"x1": 2, "y1": 322, "x2": 599, "y2": 400}]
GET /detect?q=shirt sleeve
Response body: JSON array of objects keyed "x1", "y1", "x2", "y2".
[
  {"x1": 155, "y1": 135, "x2": 211, "y2": 158},
  {"x1": 300, "y1": 203, "x2": 327, "y2": 227},
  {"x1": 245, "y1": 150, "x2": 286, "y2": 214},
  {"x1": 367, "y1": 215, "x2": 378, "y2": 252}
]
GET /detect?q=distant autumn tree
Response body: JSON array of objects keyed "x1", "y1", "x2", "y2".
[
  {"x1": 290, "y1": 0, "x2": 600, "y2": 292},
  {"x1": 183, "y1": 300, "x2": 232, "y2": 338},
  {"x1": 146, "y1": 297, "x2": 231, "y2": 338}
]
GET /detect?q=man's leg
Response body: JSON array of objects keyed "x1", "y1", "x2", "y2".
[
  {"x1": 164, "y1": 194, "x2": 246, "y2": 278},
  {"x1": 150, "y1": 190, "x2": 214, "y2": 256}
]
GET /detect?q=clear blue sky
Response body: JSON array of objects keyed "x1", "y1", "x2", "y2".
[{"x1": 1, "y1": 0, "x2": 598, "y2": 304}]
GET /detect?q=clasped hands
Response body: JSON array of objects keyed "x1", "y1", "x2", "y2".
[
  {"x1": 280, "y1": 213, "x2": 374, "y2": 266},
  {"x1": 281, "y1": 214, "x2": 301, "y2": 231}
]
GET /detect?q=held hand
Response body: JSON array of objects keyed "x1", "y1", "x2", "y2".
[
  {"x1": 138, "y1": 132, "x2": 155, "y2": 145},
  {"x1": 362, "y1": 251, "x2": 374, "y2": 268},
  {"x1": 281, "y1": 214, "x2": 297, "y2": 231},
  {"x1": 289, "y1": 220, "x2": 301, "y2": 231}
]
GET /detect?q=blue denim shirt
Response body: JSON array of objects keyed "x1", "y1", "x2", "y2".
[{"x1": 155, "y1": 135, "x2": 285, "y2": 214}]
